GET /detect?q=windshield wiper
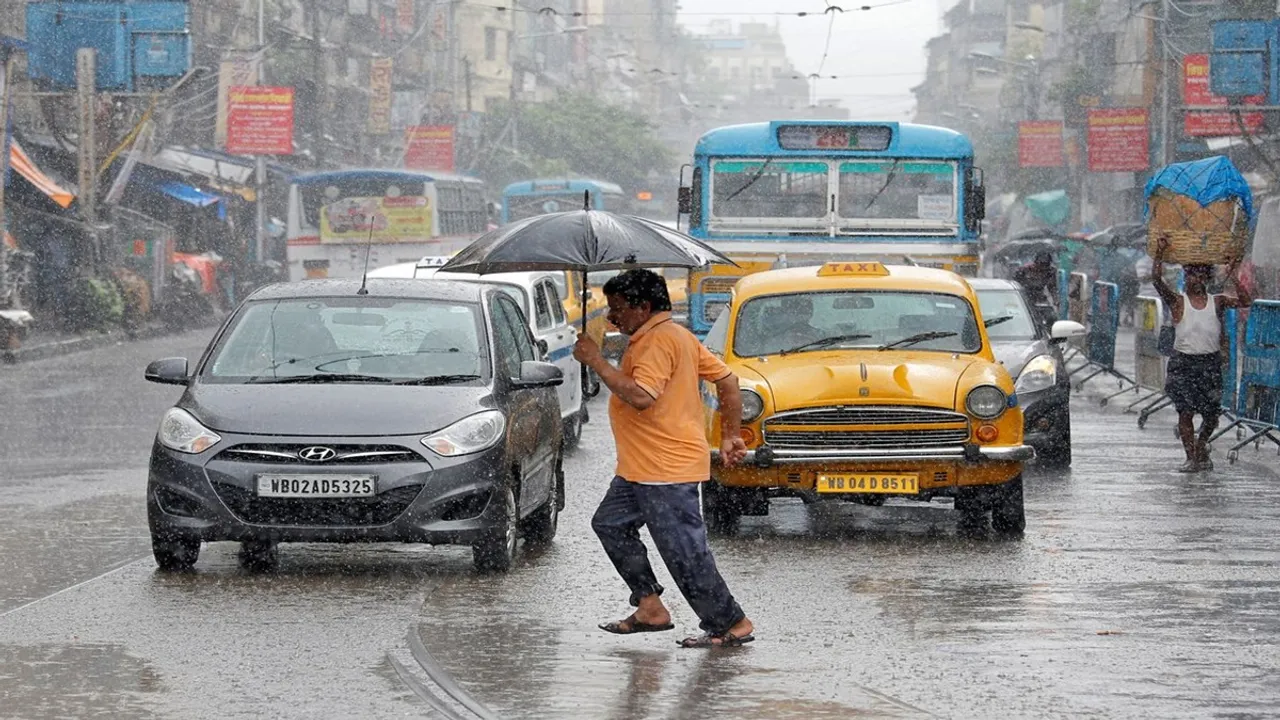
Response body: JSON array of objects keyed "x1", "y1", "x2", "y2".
[
  {"x1": 721, "y1": 159, "x2": 774, "y2": 203},
  {"x1": 249, "y1": 373, "x2": 395, "y2": 385},
  {"x1": 863, "y1": 160, "x2": 900, "y2": 211},
  {"x1": 394, "y1": 374, "x2": 481, "y2": 386},
  {"x1": 878, "y1": 330, "x2": 958, "y2": 351},
  {"x1": 983, "y1": 315, "x2": 1015, "y2": 328},
  {"x1": 779, "y1": 334, "x2": 872, "y2": 356}
]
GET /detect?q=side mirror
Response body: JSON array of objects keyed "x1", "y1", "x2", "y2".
[
  {"x1": 1049, "y1": 320, "x2": 1086, "y2": 343},
  {"x1": 536, "y1": 338, "x2": 550, "y2": 358},
  {"x1": 145, "y1": 357, "x2": 190, "y2": 385},
  {"x1": 677, "y1": 186, "x2": 693, "y2": 214},
  {"x1": 512, "y1": 360, "x2": 563, "y2": 389}
]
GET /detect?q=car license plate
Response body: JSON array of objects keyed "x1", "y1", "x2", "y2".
[
  {"x1": 255, "y1": 475, "x2": 376, "y2": 498},
  {"x1": 815, "y1": 473, "x2": 918, "y2": 494}
]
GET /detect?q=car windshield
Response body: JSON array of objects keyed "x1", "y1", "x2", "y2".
[
  {"x1": 204, "y1": 297, "x2": 486, "y2": 384},
  {"x1": 732, "y1": 290, "x2": 981, "y2": 357},
  {"x1": 976, "y1": 288, "x2": 1039, "y2": 341}
]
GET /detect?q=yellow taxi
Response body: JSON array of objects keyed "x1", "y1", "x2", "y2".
[{"x1": 701, "y1": 261, "x2": 1033, "y2": 534}]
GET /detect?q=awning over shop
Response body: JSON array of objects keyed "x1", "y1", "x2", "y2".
[
  {"x1": 155, "y1": 180, "x2": 221, "y2": 208},
  {"x1": 9, "y1": 140, "x2": 74, "y2": 209}
]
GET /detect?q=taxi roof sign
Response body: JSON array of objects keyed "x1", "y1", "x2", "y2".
[
  {"x1": 817, "y1": 261, "x2": 890, "y2": 277},
  {"x1": 417, "y1": 255, "x2": 451, "y2": 268}
]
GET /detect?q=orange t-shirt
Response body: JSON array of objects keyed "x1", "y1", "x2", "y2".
[{"x1": 609, "y1": 312, "x2": 733, "y2": 483}]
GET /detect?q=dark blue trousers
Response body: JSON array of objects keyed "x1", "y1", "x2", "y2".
[{"x1": 591, "y1": 476, "x2": 745, "y2": 635}]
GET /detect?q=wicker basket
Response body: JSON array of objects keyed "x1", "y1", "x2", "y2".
[{"x1": 1145, "y1": 189, "x2": 1248, "y2": 265}]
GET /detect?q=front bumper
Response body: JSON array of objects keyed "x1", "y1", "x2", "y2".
[
  {"x1": 147, "y1": 434, "x2": 508, "y2": 546},
  {"x1": 712, "y1": 444, "x2": 1036, "y2": 466}
]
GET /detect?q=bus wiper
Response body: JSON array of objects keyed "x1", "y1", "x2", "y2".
[
  {"x1": 878, "y1": 331, "x2": 957, "y2": 351},
  {"x1": 863, "y1": 160, "x2": 900, "y2": 211},
  {"x1": 249, "y1": 373, "x2": 394, "y2": 384},
  {"x1": 722, "y1": 159, "x2": 774, "y2": 203},
  {"x1": 779, "y1": 334, "x2": 872, "y2": 356},
  {"x1": 983, "y1": 315, "x2": 1015, "y2": 328},
  {"x1": 394, "y1": 374, "x2": 481, "y2": 385}
]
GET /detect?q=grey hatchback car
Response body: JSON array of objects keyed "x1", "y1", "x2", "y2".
[{"x1": 144, "y1": 278, "x2": 565, "y2": 573}]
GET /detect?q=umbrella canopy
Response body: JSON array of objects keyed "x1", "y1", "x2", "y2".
[{"x1": 439, "y1": 209, "x2": 736, "y2": 275}]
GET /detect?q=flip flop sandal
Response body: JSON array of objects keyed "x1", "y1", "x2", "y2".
[
  {"x1": 677, "y1": 631, "x2": 755, "y2": 649},
  {"x1": 599, "y1": 614, "x2": 675, "y2": 635}
]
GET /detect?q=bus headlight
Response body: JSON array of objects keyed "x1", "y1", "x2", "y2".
[
  {"x1": 965, "y1": 385, "x2": 1007, "y2": 420},
  {"x1": 740, "y1": 388, "x2": 764, "y2": 423}
]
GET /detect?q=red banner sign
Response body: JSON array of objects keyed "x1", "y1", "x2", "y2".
[
  {"x1": 1183, "y1": 54, "x2": 1264, "y2": 137},
  {"x1": 1086, "y1": 108, "x2": 1149, "y2": 172},
  {"x1": 404, "y1": 125, "x2": 455, "y2": 172},
  {"x1": 1018, "y1": 121, "x2": 1064, "y2": 168},
  {"x1": 226, "y1": 86, "x2": 294, "y2": 156}
]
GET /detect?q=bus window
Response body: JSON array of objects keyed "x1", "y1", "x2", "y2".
[
  {"x1": 711, "y1": 160, "x2": 828, "y2": 219},
  {"x1": 438, "y1": 182, "x2": 487, "y2": 235},
  {"x1": 838, "y1": 161, "x2": 956, "y2": 221}
]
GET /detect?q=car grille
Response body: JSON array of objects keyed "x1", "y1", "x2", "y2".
[
  {"x1": 217, "y1": 444, "x2": 421, "y2": 464},
  {"x1": 763, "y1": 405, "x2": 970, "y2": 450},
  {"x1": 213, "y1": 483, "x2": 424, "y2": 526}
]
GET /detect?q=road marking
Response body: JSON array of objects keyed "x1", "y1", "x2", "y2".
[{"x1": 0, "y1": 555, "x2": 148, "y2": 619}]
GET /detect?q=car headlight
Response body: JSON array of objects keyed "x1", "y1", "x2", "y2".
[
  {"x1": 965, "y1": 385, "x2": 1008, "y2": 420},
  {"x1": 422, "y1": 410, "x2": 506, "y2": 456},
  {"x1": 1015, "y1": 354, "x2": 1057, "y2": 394},
  {"x1": 740, "y1": 388, "x2": 764, "y2": 423},
  {"x1": 157, "y1": 408, "x2": 222, "y2": 454}
]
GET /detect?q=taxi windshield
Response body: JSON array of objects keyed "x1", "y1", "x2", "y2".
[
  {"x1": 732, "y1": 290, "x2": 982, "y2": 357},
  {"x1": 205, "y1": 297, "x2": 487, "y2": 384}
]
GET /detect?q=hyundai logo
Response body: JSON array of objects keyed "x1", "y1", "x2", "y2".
[{"x1": 298, "y1": 446, "x2": 337, "y2": 462}]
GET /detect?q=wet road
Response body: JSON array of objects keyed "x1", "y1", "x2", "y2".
[{"x1": 1, "y1": 333, "x2": 1278, "y2": 718}]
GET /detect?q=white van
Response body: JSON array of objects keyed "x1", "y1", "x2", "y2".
[{"x1": 366, "y1": 257, "x2": 589, "y2": 448}]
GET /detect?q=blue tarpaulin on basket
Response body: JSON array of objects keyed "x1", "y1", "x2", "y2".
[{"x1": 1143, "y1": 155, "x2": 1254, "y2": 226}]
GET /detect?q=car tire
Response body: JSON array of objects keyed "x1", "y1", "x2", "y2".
[
  {"x1": 991, "y1": 476, "x2": 1026, "y2": 536},
  {"x1": 702, "y1": 480, "x2": 742, "y2": 535},
  {"x1": 522, "y1": 456, "x2": 562, "y2": 545},
  {"x1": 954, "y1": 491, "x2": 987, "y2": 530},
  {"x1": 473, "y1": 485, "x2": 518, "y2": 573},
  {"x1": 562, "y1": 411, "x2": 583, "y2": 451},
  {"x1": 584, "y1": 368, "x2": 602, "y2": 399},
  {"x1": 152, "y1": 532, "x2": 201, "y2": 572},
  {"x1": 238, "y1": 540, "x2": 279, "y2": 573},
  {"x1": 1038, "y1": 427, "x2": 1073, "y2": 468}
]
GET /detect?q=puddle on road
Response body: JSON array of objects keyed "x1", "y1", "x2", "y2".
[{"x1": 0, "y1": 643, "x2": 162, "y2": 718}]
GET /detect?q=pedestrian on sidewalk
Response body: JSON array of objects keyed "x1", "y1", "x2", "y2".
[
  {"x1": 1151, "y1": 237, "x2": 1252, "y2": 472},
  {"x1": 572, "y1": 268, "x2": 755, "y2": 649}
]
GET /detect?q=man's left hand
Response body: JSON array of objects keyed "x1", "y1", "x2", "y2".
[
  {"x1": 720, "y1": 436, "x2": 749, "y2": 468},
  {"x1": 573, "y1": 335, "x2": 604, "y2": 367}
]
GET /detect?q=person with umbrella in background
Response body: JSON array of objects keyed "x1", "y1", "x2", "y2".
[
  {"x1": 1014, "y1": 250, "x2": 1058, "y2": 308},
  {"x1": 573, "y1": 269, "x2": 755, "y2": 648}
]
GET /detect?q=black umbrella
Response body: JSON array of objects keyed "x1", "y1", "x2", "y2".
[{"x1": 440, "y1": 192, "x2": 736, "y2": 332}]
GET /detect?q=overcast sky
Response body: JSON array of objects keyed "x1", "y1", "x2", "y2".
[{"x1": 676, "y1": 0, "x2": 948, "y2": 119}]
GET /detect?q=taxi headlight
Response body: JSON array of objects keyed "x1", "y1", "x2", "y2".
[
  {"x1": 740, "y1": 388, "x2": 764, "y2": 423},
  {"x1": 157, "y1": 408, "x2": 222, "y2": 454},
  {"x1": 422, "y1": 410, "x2": 506, "y2": 456},
  {"x1": 965, "y1": 385, "x2": 1008, "y2": 420},
  {"x1": 1015, "y1": 354, "x2": 1057, "y2": 394}
]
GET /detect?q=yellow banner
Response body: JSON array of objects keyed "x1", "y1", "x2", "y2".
[
  {"x1": 319, "y1": 196, "x2": 432, "y2": 243},
  {"x1": 368, "y1": 57, "x2": 394, "y2": 135}
]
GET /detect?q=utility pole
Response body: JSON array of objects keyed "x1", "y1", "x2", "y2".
[
  {"x1": 311, "y1": 4, "x2": 326, "y2": 168},
  {"x1": 0, "y1": 53, "x2": 13, "y2": 308},
  {"x1": 1158, "y1": 0, "x2": 1170, "y2": 167},
  {"x1": 76, "y1": 49, "x2": 97, "y2": 227},
  {"x1": 255, "y1": 0, "x2": 267, "y2": 264}
]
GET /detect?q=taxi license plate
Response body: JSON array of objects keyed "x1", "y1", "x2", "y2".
[
  {"x1": 256, "y1": 475, "x2": 376, "y2": 498},
  {"x1": 815, "y1": 473, "x2": 918, "y2": 494}
]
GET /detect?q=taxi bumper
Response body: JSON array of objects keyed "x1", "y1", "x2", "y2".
[{"x1": 712, "y1": 444, "x2": 1036, "y2": 466}]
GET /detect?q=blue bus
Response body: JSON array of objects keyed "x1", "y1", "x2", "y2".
[
  {"x1": 501, "y1": 178, "x2": 625, "y2": 223},
  {"x1": 677, "y1": 120, "x2": 986, "y2": 336},
  {"x1": 285, "y1": 169, "x2": 487, "y2": 281}
]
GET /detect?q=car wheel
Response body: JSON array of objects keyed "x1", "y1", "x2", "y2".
[
  {"x1": 473, "y1": 485, "x2": 518, "y2": 573},
  {"x1": 953, "y1": 490, "x2": 987, "y2": 530},
  {"x1": 702, "y1": 480, "x2": 742, "y2": 535},
  {"x1": 584, "y1": 368, "x2": 602, "y2": 398},
  {"x1": 991, "y1": 476, "x2": 1026, "y2": 536},
  {"x1": 1038, "y1": 432, "x2": 1073, "y2": 468},
  {"x1": 238, "y1": 540, "x2": 279, "y2": 573},
  {"x1": 562, "y1": 411, "x2": 583, "y2": 451},
  {"x1": 152, "y1": 532, "x2": 201, "y2": 572},
  {"x1": 521, "y1": 480, "x2": 560, "y2": 547}
]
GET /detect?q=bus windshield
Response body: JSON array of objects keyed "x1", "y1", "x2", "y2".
[
  {"x1": 839, "y1": 161, "x2": 956, "y2": 221},
  {"x1": 506, "y1": 193, "x2": 604, "y2": 221},
  {"x1": 298, "y1": 178, "x2": 426, "y2": 230},
  {"x1": 711, "y1": 160, "x2": 828, "y2": 219}
]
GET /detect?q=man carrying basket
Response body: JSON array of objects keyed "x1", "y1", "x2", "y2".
[{"x1": 1151, "y1": 237, "x2": 1252, "y2": 472}]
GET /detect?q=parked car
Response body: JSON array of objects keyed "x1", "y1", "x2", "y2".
[
  {"x1": 700, "y1": 261, "x2": 1034, "y2": 535},
  {"x1": 144, "y1": 278, "x2": 565, "y2": 574},
  {"x1": 970, "y1": 278, "x2": 1086, "y2": 467},
  {"x1": 368, "y1": 258, "x2": 590, "y2": 449}
]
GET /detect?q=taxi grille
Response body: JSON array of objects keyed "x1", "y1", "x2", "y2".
[
  {"x1": 763, "y1": 405, "x2": 970, "y2": 450},
  {"x1": 213, "y1": 483, "x2": 424, "y2": 526}
]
